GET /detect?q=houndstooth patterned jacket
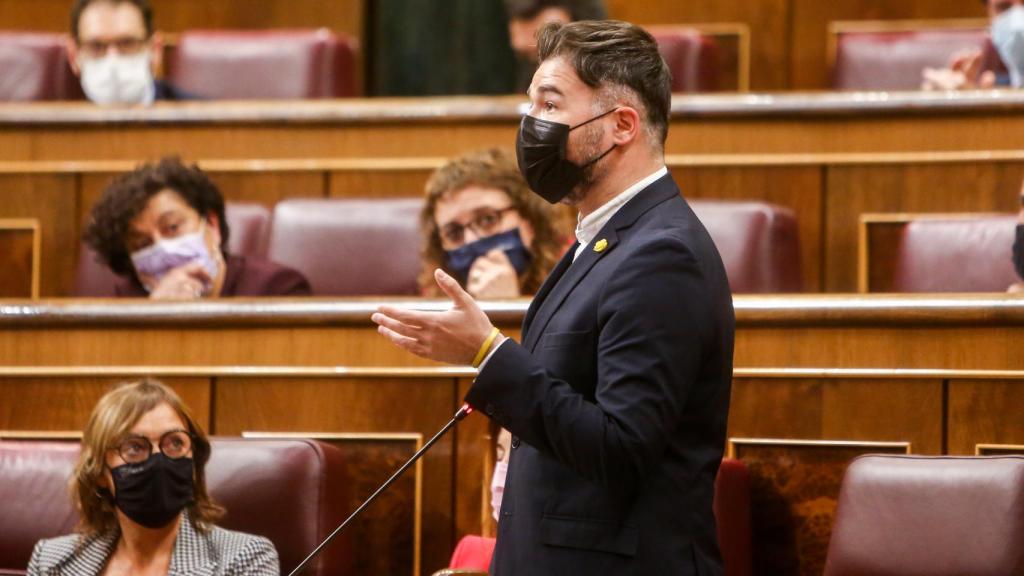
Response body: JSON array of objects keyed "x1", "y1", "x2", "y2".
[{"x1": 26, "y1": 511, "x2": 279, "y2": 575}]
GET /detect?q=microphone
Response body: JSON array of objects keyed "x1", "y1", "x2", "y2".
[{"x1": 288, "y1": 403, "x2": 475, "y2": 576}]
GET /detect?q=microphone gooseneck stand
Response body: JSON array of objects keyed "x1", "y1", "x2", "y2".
[{"x1": 288, "y1": 403, "x2": 475, "y2": 576}]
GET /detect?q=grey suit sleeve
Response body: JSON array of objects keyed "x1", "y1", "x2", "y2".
[
  {"x1": 467, "y1": 236, "x2": 714, "y2": 496},
  {"x1": 26, "y1": 540, "x2": 43, "y2": 576},
  {"x1": 225, "y1": 535, "x2": 280, "y2": 576}
]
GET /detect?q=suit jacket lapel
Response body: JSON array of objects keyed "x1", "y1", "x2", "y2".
[
  {"x1": 522, "y1": 241, "x2": 577, "y2": 337},
  {"x1": 522, "y1": 173, "x2": 681, "y2": 352},
  {"x1": 523, "y1": 228, "x2": 620, "y2": 351}
]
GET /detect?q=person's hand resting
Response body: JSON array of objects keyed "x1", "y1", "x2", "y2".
[
  {"x1": 921, "y1": 48, "x2": 997, "y2": 91},
  {"x1": 467, "y1": 250, "x2": 522, "y2": 300},
  {"x1": 143, "y1": 261, "x2": 211, "y2": 300},
  {"x1": 372, "y1": 269, "x2": 503, "y2": 365}
]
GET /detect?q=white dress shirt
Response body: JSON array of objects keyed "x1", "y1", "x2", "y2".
[{"x1": 573, "y1": 166, "x2": 668, "y2": 261}]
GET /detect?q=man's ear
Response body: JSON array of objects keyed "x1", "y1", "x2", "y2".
[
  {"x1": 610, "y1": 106, "x2": 641, "y2": 147},
  {"x1": 149, "y1": 31, "x2": 164, "y2": 77},
  {"x1": 67, "y1": 37, "x2": 82, "y2": 76}
]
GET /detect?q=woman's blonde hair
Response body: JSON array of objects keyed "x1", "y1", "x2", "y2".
[
  {"x1": 71, "y1": 379, "x2": 223, "y2": 535},
  {"x1": 419, "y1": 147, "x2": 565, "y2": 296}
]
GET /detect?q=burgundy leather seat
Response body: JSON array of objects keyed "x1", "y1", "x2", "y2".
[
  {"x1": 824, "y1": 455, "x2": 1024, "y2": 576},
  {"x1": 73, "y1": 202, "x2": 272, "y2": 296},
  {"x1": 0, "y1": 438, "x2": 352, "y2": 576},
  {"x1": 265, "y1": 198, "x2": 423, "y2": 296},
  {"x1": 647, "y1": 26, "x2": 720, "y2": 92},
  {"x1": 890, "y1": 215, "x2": 1019, "y2": 292},
  {"x1": 167, "y1": 29, "x2": 358, "y2": 99},
  {"x1": 832, "y1": 28, "x2": 999, "y2": 90},
  {"x1": 690, "y1": 200, "x2": 803, "y2": 293},
  {"x1": 0, "y1": 33, "x2": 83, "y2": 101}
]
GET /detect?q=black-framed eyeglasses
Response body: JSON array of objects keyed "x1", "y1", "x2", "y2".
[
  {"x1": 439, "y1": 206, "x2": 517, "y2": 248},
  {"x1": 112, "y1": 430, "x2": 194, "y2": 464},
  {"x1": 78, "y1": 36, "x2": 149, "y2": 59}
]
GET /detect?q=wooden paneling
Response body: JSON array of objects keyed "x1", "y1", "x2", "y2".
[
  {"x1": 246, "y1": 432, "x2": 422, "y2": 576},
  {"x1": 0, "y1": 174, "x2": 77, "y2": 296},
  {"x1": 215, "y1": 376, "x2": 458, "y2": 575},
  {"x1": 0, "y1": 220, "x2": 38, "y2": 298},
  {"x1": 729, "y1": 378, "x2": 943, "y2": 454},
  {"x1": 11, "y1": 151, "x2": 1024, "y2": 296},
  {"x1": 0, "y1": 0, "x2": 363, "y2": 39},
  {"x1": 454, "y1": 378, "x2": 491, "y2": 544},
  {"x1": 948, "y1": 379, "x2": 1024, "y2": 455},
  {"x1": 729, "y1": 439, "x2": 910, "y2": 576},
  {"x1": 608, "y1": 0, "x2": 790, "y2": 90},
  {"x1": 0, "y1": 376, "x2": 211, "y2": 431},
  {"x1": 825, "y1": 161, "x2": 1023, "y2": 291},
  {"x1": 328, "y1": 167, "x2": 435, "y2": 198}
]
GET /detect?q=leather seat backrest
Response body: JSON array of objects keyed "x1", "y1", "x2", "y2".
[
  {"x1": 647, "y1": 26, "x2": 720, "y2": 92},
  {"x1": 0, "y1": 33, "x2": 83, "y2": 101},
  {"x1": 891, "y1": 215, "x2": 1019, "y2": 292},
  {"x1": 0, "y1": 438, "x2": 352, "y2": 576},
  {"x1": 690, "y1": 200, "x2": 803, "y2": 293},
  {"x1": 73, "y1": 202, "x2": 272, "y2": 296},
  {"x1": 265, "y1": 197, "x2": 424, "y2": 296},
  {"x1": 832, "y1": 28, "x2": 991, "y2": 90},
  {"x1": 824, "y1": 455, "x2": 1024, "y2": 576},
  {"x1": 167, "y1": 29, "x2": 358, "y2": 99}
]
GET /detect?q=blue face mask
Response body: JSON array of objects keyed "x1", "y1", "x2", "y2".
[{"x1": 445, "y1": 228, "x2": 532, "y2": 284}]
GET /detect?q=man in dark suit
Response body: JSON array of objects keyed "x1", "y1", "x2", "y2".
[{"x1": 373, "y1": 19, "x2": 734, "y2": 575}]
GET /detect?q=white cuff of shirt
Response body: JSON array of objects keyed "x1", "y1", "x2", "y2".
[{"x1": 476, "y1": 336, "x2": 509, "y2": 372}]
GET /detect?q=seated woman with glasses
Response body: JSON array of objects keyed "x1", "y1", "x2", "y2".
[
  {"x1": 420, "y1": 147, "x2": 566, "y2": 300},
  {"x1": 28, "y1": 379, "x2": 278, "y2": 575}
]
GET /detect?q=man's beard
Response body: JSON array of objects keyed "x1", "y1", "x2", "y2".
[{"x1": 560, "y1": 120, "x2": 610, "y2": 206}]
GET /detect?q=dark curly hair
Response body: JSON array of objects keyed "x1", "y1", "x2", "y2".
[
  {"x1": 84, "y1": 157, "x2": 229, "y2": 277},
  {"x1": 71, "y1": 0, "x2": 154, "y2": 41},
  {"x1": 419, "y1": 147, "x2": 565, "y2": 296}
]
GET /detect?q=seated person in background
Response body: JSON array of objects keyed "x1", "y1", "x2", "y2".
[
  {"x1": 505, "y1": 0, "x2": 607, "y2": 93},
  {"x1": 85, "y1": 157, "x2": 311, "y2": 299},
  {"x1": 67, "y1": 0, "x2": 191, "y2": 105},
  {"x1": 419, "y1": 147, "x2": 565, "y2": 299},
  {"x1": 28, "y1": 379, "x2": 279, "y2": 575},
  {"x1": 922, "y1": 0, "x2": 1022, "y2": 90},
  {"x1": 1011, "y1": 180, "x2": 1024, "y2": 292}
]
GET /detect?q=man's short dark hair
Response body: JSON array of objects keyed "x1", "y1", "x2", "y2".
[
  {"x1": 84, "y1": 157, "x2": 229, "y2": 277},
  {"x1": 70, "y1": 0, "x2": 154, "y2": 41},
  {"x1": 504, "y1": 0, "x2": 607, "y2": 22},
  {"x1": 537, "y1": 20, "x2": 672, "y2": 146}
]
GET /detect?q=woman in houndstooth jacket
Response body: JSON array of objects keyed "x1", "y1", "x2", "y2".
[{"x1": 27, "y1": 379, "x2": 278, "y2": 576}]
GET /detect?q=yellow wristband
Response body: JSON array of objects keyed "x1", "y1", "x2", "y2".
[{"x1": 472, "y1": 327, "x2": 501, "y2": 368}]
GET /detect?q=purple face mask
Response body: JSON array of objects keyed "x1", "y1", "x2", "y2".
[{"x1": 129, "y1": 222, "x2": 220, "y2": 292}]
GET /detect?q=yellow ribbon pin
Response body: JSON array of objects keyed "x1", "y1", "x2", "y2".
[{"x1": 593, "y1": 238, "x2": 608, "y2": 253}]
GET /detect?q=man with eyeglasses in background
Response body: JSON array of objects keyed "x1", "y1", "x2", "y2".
[{"x1": 66, "y1": 0, "x2": 192, "y2": 106}]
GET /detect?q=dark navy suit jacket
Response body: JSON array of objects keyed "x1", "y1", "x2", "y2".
[{"x1": 466, "y1": 173, "x2": 735, "y2": 575}]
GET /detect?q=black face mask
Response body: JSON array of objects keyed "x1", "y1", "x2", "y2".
[
  {"x1": 1014, "y1": 224, "x2": 1024, "y2": 280},
  {"x1": 515, "y1": 109, "x2": 618, "y2": 204},
  {"x1": 110, "y1": 453, "x2": 195, "y2": 529}
]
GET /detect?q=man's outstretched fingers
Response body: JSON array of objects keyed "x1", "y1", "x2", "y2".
[
  {"x1": 435, "y1": 268, "x2": 473, "y2": 306},
  {"x1": 371, "y1": 313, "x2": 421, "y2": 340},
  {"x1": 378, "y1": 325, "x2": 425, "y2": 356},
  {"x1": 377, "y1": 305, "x2": 430, "y2": 327}
]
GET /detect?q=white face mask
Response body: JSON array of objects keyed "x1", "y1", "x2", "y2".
[
  {"x1": 490, "y1": 460, "x2": 508, "y2": 522},
  {"x1": 79, "y1": 51, "x2": 156, "y2": 106},
  {"x1": 992, "y1": 5, "x2": 1024, "y2": 87}
]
